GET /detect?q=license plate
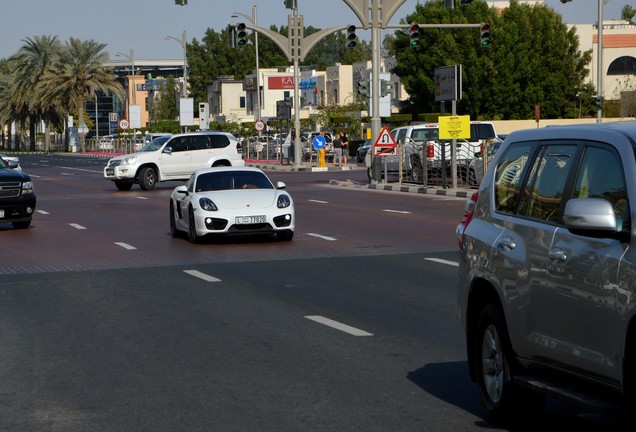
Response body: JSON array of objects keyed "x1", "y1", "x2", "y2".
[
  {"x1": 0, "y1": 209, "x2": 3, "y2": 218},
  {"x1": 236, "y1": 215, "x2": 265, "y2": 224},
  {"x1": 105, "y1": 168, "x2": 114, "y2": 176}
]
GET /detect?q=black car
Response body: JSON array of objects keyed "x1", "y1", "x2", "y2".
[
  {"x1": 356, "y1": 139, "x2": 372, "y2": 162},
  {"x1": 0, "y1": 157, "x2": 36, "y2": 229}
]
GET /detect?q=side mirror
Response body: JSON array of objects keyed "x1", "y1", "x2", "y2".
[
  {"x1": 563, "y1": 198, "x2": 617, "y2": 232},
  {"x1": 276, "y1": 181, "x2": 286, "y2": 190},
  {"x1": 163, "y1": 146, "x2": 173, "y2": 155}
]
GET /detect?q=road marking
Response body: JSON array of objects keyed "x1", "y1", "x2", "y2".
[
  {"x1": 183, "y1": 270, "x2": 221, "y2": 283},
  {"x1": 308, "y1": 199, "x2": 328, "y2": 204},
  {"x1": 36, "y1": 210, "x2": 49, "y2": 215},
  {"x1": 425, "y1": 257, "x2": 459, "y2": 267},
  {"x1": 58, "y1": 166, "x2": 103, "y2": 174},
  {"x1": 306, "y1": 233, "x2": 337, "y2": 241},
  {"x1": 136, "y1": 197, "x2": 149, "y2": 200},
  {"x1": 114, "y1": 242, "x2": 137, "y2": 250},
  {"x1": 305, "y1": 315, "x2": 373, "y2": 337},
  {"x1": 61, "y1": 172, "x2": 75, "y2": 176},
  {"x1": 69, "y1": 223, "x2": 86, "y2": 230},
  {"x1": 382, "y1": 209, "x2": 411, "y2": 214}
]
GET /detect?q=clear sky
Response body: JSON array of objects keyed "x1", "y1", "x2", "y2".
[{"x1": 0, "y1": 0, "x2": 631, "y2": 61}]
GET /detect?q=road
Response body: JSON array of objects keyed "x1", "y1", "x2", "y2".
[{"x1": 0, "y1": 154, "x2": 625, "y2": 431}]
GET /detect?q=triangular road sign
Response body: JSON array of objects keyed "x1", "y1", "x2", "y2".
[{"x1": 374, "y1": 126, "x2": 397, "y2": 147}]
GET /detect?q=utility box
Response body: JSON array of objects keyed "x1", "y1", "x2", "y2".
[{"x1": 199, "y1": 102, "x2": 210, "y2": 130}]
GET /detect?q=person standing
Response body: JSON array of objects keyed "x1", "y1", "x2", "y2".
[
  {"x1": 339, "y1": 131, "x2": 349, "y2": 166},
  {"x1": 332, "y1": 133, "x2": 342, "y2": 167}
]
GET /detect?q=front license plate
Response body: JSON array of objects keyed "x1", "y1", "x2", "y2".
[
  {"x1": 236, "y1": 215, "x2": 266, "y2": 224},
  {"x1": 105, "y1": 168, "x2": 114, "y2": 176}
]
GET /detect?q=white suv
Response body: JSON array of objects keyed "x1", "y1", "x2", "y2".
[{"x1": 104, "y1": 131, "x2": 244, "y2": 191}]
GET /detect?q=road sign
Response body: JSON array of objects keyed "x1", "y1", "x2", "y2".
[
  {"x1": 373, "y1": 126, "x2": 397, "y2": 156},
  {"x1": 119, "y1": 119, "x2": 130, "y2": 130},
  {"x1": 312, "y1": 135, "x2": 326, "y2": 150},
  {"x1": 254, "y1": 120, "x2": 266, "y2": 132},
  {"x1": 438, "y1": 115, "x2": 470, "y2": 140}
]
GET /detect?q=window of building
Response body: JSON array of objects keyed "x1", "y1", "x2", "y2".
[
  {"x1": 240, "y1": 96, "x2": 246, "y2": 109},
  {"x1": 608, "y1": 56, "x2": 636, "y2": 75}
]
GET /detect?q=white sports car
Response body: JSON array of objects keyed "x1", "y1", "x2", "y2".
[{"x1": 170, "y1": 166, "x2": 294, "y2": 243}]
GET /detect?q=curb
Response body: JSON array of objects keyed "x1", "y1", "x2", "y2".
[{"x1": 328, "y1": 179, "x2": 473, "y2": 198}]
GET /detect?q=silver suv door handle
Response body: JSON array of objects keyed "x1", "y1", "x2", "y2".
[
  {"x1": 497, "y1": 236, "x2": 516, "y2": 251},
  {"x1": 548, "y1": 248, "x2": 567, "y2": 263}
]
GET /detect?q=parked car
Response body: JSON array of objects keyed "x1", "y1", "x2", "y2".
[
  {"x1": 356, "y1": 139, "x2": 372, "y2": 163},
  {"x1": 104, "y1": 131, "x2": 244, "y2": 191},
  {"x1": 169, "y1": 166, "x2": 294, "y2": 243},
  {"x1": 0, "y1": 157, "x2": 36, "y2": 229},
  {"x1": 466, "y1": 136, "x2": 503, "y2": 186},
  {"x1": 456, "y1": 121, "x2": 636, "y2": 424},
  {"x1": 0, "y1": 154, "x2": 22, "y2": 171},
  {"x1": 302, "y1": 131, "x2": 334, "y2": 162}
]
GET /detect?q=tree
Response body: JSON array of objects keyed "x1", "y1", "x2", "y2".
[
  {"x1": 622, "y1": 5, "x2": 636, "y2": 24},
  {"x1": 391, "y1": 0, "x2": 594, "y2": 120},
  {"x1": 37, "y1": 38, "x2": 124, "y2": 152},
  {"x1": 12, "y1": 35, "x2": 62, "y2": 150}
]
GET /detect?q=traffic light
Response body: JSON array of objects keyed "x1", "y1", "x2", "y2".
[
  {"x1": 409, "y1": 24, "x2": 420, "y2": 48},
  {"x1": 460, "y1": 0, "x2": 473, "y2": 5},
  {"x1": 284, "y1": 0, "x2": 297, "y2": 9},
  {"x1": 346, "y1": 25, "x2": 357, "y2": 49},
  {"x1": 357, "y1": 80, "x2": 370, "y2": 97},
  {"x1": 480, "y1": 23, "x2": 490, "y2": 48},
  {"x1": 228, "y1": 25, "x2": 236, "y2": 48},
  {"x1": 380, "y1": 80, "x2": 393, "y2": 98},
  {"x1": 236, "y1": 23, "x2": 248, "y2": 47},
  {"x1": 174, "y1": 0, "x2": 187, "y2": 5}
]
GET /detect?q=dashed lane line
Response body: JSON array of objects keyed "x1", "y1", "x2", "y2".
[
  {"x1": 382, "y1": 209, "x2": 411, "y2": 214},
  {"x1": 425, "y1": 257, "x2": 459, "y2": 267},
  {"x1": 305, "y1": 315, "x2": 373, "y2": 337},
  {"x1": 306, "y1": 233, "x2": 337, "y2": 241},
  {"x1": 69, "y1": 223, "x2": 86, "y2": 230},
  {"x1": 183, "y1": 269, "x2": 221, "y2": 283},
  {"x1": 114, "y1": 242, "x2": 137, "y2": 250},
  {"x1": 308, "y1": 199, "x2": 328, "y2": 204}
]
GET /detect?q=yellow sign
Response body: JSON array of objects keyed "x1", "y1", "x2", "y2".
[{"x1": 439, "y1": 115, "x2": 470, "y2": 140}]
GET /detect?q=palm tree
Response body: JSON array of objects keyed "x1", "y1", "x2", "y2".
[
  {"x1": 38, "y1": 37, "x2": 124, "y2": 152},
  {"x1": 12, "y1": 35, "x2": 62, "y2": 150}
]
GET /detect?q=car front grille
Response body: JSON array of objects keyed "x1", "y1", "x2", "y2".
[
  {"x1": 108, "y1": 160, "x2": 122, "y2": 168},
  {"x1": 0, "y1": 182, "x2": 21, "y2": 198}
]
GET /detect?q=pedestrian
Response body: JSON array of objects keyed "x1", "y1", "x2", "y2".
[
  {"x1": 332, "y1": 133, "x2": 342, "y2": 167},
  {"x1": 339, "y1": 131, "x2": 349, "y2": 166}
]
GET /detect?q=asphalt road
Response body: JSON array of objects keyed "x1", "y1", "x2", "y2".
[{"x1": 0, "y1": 154, "x2": 626, "y2": 431}]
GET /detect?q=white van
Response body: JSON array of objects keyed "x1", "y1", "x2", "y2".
[{"x1": 104, "y1": 131, "x2": 245, "y2": 191}]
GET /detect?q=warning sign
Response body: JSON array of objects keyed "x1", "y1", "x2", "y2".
[
  {"x1": 439, "y1": 115, "x2": 470, "y2": 140},
  {"x1": 373, "y1": 126, "x2": 397, "y2": 157}
]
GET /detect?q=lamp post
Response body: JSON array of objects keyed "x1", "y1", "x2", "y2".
[
  {"x1": 166, "y1": 31, "x2": 188, "y2": 98},
  {"x1": 232, "y1": 5, "x2": 260, "y2": 121},
  {"x1": 116, "y1": 48, "x2": 136, "y2": 112}
]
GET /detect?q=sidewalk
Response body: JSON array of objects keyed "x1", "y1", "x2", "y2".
[{"x1": 246, "y1": 160, "x2": 474, "y2": 199}]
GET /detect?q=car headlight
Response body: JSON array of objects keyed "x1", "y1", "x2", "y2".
[
  {"x1": 199, "y1": 197, "x2": 218, "y2": 211},
  {"x1": 121, "y1": 156, "x2": 136, "y2": 165},
  {"x1": 277, "y1": 194, "x2": 291, "y2": 208},
  {"x1": 21, "y1": 181, "x2": 33, "y2": 194}
]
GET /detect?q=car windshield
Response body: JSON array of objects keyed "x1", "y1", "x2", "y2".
[
  {"x1": 139, "y1": 136, "x2": 171, "y2": 152},
  {"x1": 195, "y1": 171, "x2": 274, "y2": 192},
  {"x1": 0, "y1": 158, "x2": 7, "y2": 169}
]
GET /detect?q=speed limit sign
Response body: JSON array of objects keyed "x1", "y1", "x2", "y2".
[
  {"x1": 254, "y1": 120, "x2": 266, "y2": 132},
  {"x1": 119, "y1": 119, "x2": 130, "y2": 130}
]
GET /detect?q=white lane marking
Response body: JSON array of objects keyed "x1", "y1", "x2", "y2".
[
  {"x1": 136, "y1": 197, "x2": 149, "y2": 200},
  {"x1": 183, "y1": 270, "x2": 221, "y2": 283},
  {"x1": 305, "y1": 315, "x2": 373, "y2": 337},
  {"x1": 382, "y1": 209, "x2": 411, "y2": 214},
  {"x1": 58, "y1": 166, "x2": 103, "y2": 174},
  {"x1": 306, "y1": 233, "x2": 337, "y2": 241},
  {"x1": 61, "y1": 172, "x2": 75, "y2": 176},
  {"x1": 36, "y1": 210, "x2": 49, "y2": 215},
  {"x1": 308, "y1": 199, "x2": 328, "y2": 204},
  {"x1": 114, "y1": 242, "x2": 137, "y2": 250},
  {"x1": 69, "y1": 223, "x2": 86, "y2": 230},
  {"x1": 425, "y1": 258, "x2": 459, "y2": 267}
]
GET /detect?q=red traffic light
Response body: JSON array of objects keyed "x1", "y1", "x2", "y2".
[{"x1": 410, "y1": 24, "x2": 420, "y2": 33}]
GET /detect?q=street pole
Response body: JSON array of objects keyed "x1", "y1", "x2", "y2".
[
  {"x1": 232, "y1": 7, "x2": 260, "y2": 121},
  {"x1": 166, "y1": 32, "x2": 188, "y2": 98},
  {"x1": 597, "y1": 0, "x2": 603, "y2": 123}
]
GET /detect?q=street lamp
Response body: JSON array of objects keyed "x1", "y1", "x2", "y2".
[
  {"x1": 165, "y1": 31, "x2": 188, "y2": 98},
  {"x1": 232, "y1": 5, "x2": 260, "y2": 121},
  {"x1": 116, "y1": 48, "x2": 136, "y2": 106}
]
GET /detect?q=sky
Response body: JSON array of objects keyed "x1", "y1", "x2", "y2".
[{"x1": 0, "y1": 0, "x2": 632, "y2": 62}]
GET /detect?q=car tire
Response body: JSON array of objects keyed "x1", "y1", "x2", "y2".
[
  {"x1": 114, "y1": 179, "x2": 133, "y2": 191},
  {"x1": 410, "y1": 154, "x2": 424, "y2": 183},
  {"x1": 139, "y1": 167, "x2": 157, "y2": 190},
  {"x1": 187, "y1": 206, "x2": 199, "y2": 243},
  {"x1": 474, "y1": 303, "x2": 544, "y2": 423},
  {"x1": 11, "y1": 220, "x2": 31, "y2": 229},
  {"x1": 169, "y1": 200, "x2": 178, "y2": 238},
  {"x1": 277, "y1": 230, "x2": 294, "y2": 241}
]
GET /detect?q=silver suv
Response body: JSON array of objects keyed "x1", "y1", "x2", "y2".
[
  {"x1": 104, "y1": 131, "x2": 244, "y2": 191},
  {"x1": 457, "y1": 121, "x2": 636, "y2": 423}
]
